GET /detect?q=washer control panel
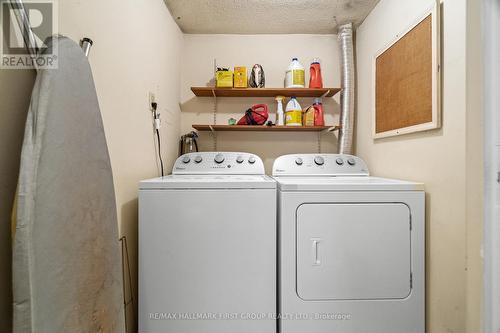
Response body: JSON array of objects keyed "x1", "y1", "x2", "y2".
[
  {"x1": 272, "y1": 154, "x2": 369, "y2": 176},
  {"x1": 173, "y1": 152, "x2": 265, "y2": 175}
]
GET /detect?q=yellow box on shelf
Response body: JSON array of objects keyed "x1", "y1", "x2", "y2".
[
  {"x1": 216, "y1": 70, "x2": 233, "y2": 88},
  {"x1": 234, "y1": 66, "x2": 247, "y2": 88}
]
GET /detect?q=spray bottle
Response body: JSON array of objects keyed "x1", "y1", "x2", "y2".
[{"x1": 275, "y1": 96, "x2": 285, "y2": 126}]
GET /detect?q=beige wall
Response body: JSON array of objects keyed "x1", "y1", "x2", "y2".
[
  {"x1": 465, "y1": 0, "x2": 483, "y2": 331},
  {"x1": 356, "y1": 0, "x2": 482, "y2": 332},
  {"x1": 181, "y1": 34, "x2": 341, "y2": 172},
  {"x1": 0, "y1": 68, "x2": 36, "y2": 333}
]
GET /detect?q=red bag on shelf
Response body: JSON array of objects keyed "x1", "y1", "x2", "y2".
[{"x1": 237, "y1": 104, "x2": 269, "y2": 125}]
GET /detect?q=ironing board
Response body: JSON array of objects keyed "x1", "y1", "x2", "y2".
[{"x1": 12, "y1": 36, "x2": 125, "y2": 333}]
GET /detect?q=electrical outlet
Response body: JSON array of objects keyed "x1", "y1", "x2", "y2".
[{"x1": 148, "y1": 92, "x2": 156, "y2": 111}]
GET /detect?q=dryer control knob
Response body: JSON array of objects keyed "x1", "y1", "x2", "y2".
[
  {"x1": 236, "y1": 156, "x2": 244, "y2": 164},
  {"x1": 336, "y1": 158, "x2": 344, "y2": 165},
  {"x1": 295, "y1": 158, "x2": 303, "y2": 166},
  {"x1": 347, "y1": 158, "x2": 356, "y2": 166},
  {"x1": 314, "y1": 156, "x2": 325, "y2": 166},
  {"x1": 194, "y1": 156, "x2": 203, "y2": 164},
  {"x1": 248, "y1": 156, "x2": 256, "y2": 164},
  {"x1": 182, "y1": 156, "x2": 191, "y2": 164},
  {"x1": 214, "y1": 154, "x2": 225, "y2": 164}
]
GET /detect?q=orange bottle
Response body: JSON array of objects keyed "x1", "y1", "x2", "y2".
[
  {"x1": 309, "y1": 58, "x2": 323, "y2": 89},
  {"x1": 313, "y1": 98, "x2": 325, "y2": 126}
]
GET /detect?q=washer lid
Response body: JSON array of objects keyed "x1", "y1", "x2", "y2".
[
  {"x1": 274, "y1": 176, "x2": 424, "y2": 191},
  {"x1": 140, "y1": 174, "x2": 276, "y2": 189}
]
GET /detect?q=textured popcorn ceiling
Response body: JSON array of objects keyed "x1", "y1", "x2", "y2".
[{"x1": 164, "y1": 0, "x2": 379, "y2": 34}]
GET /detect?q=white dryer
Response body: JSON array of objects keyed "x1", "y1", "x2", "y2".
[
  {"x1": 139, "y1": 152, "x2": 276, "y2": 333},
  {"x1": 272, "y1": 154, "x2": 425, "y2": 333}
]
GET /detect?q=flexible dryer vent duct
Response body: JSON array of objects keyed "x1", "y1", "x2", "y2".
[{"x1": 337, "y1": 23, "x2": 355, "y2": 155}]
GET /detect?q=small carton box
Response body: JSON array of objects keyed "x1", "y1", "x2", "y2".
[
  {"x1": 303, "y1": 105, "x2": 315, "y2": 126},
  {"x1": 233, "y1": 66, "x2": 247, "y2": 88},
  {"x1": 216, "y1": 70, "x2": 233, "y2": 87}
]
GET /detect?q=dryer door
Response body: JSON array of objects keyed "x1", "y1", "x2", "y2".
[{"x1": 296, "y1": 203, "x2": 411, "y2": 300}]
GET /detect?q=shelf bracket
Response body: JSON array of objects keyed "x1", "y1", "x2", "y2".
[
  {"x1": 322, "y1": 126, "x2": 341, "y2": 133},
  {"x1": 320, "y1": 89, "x2": 331, "y2": 98},
  {"x1": 210, "y1": 127, "x2": 217, "y2": 150},
  {"x1": 211, "y1": 88, "x2": 218, "y2": 125}
]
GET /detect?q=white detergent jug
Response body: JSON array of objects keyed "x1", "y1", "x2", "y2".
[
  {"x1": 285, "y1": 97, "x2": 302, "y2": 126},
  {"x1": 285, "y1": 58, "x2": 305, "y2": 88}
]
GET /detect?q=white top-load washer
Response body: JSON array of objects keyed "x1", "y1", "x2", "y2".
[
  {"x1": 272, "y1": 154, "x2": 425, "y2": 333},
  {"x1": 139, "y1": 152, "x2": 276, "y2": 333}
]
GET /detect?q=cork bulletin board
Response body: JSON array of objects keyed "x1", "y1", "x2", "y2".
[{"x1": 373, "y1": 1, "x2": 441, "y2": 139}]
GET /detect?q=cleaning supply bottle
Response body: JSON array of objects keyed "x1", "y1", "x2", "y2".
[
  {"x1": 275, "y1": 96, "x2": 285, "y2": 126},
  {"x1": 285, "y1": 58, "x2": 305, "y2": 88},
  {"x1": 313, "y1": 98, "x2": 325, "y2": 126},
  {"x1": 309, "y1": 58, "x2": 323, "y2": 88},
  {"x1": 285, "y1": 97, "x2": 302, "y2": 126}
]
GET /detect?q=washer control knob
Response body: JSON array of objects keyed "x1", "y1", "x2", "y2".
[
  {"x1": 336, "y1": 158, "x2": 344, "y2": 166},
  {"x1": 236, "y1": 156, "x2": 244, "y2": 164},
  {"x1": 194, "y1": 155, "x2": 203, "y2": 164},
  {"x1": 347, "y1": 158, "x2": 356, "y2": 166},
  {"x1": 295, "y1": 158, "x2": 303, "y2": 166},
  {"x1": 314, "y1": 156, "x2": 325, "y2": 166},
  {"x1": 248, "y1": 156, "x2": 256, "y2": 164},
  {"x1": 214, "y1": 154, "x2": 225, "y2": 164},
  {"x1": 182, "y1": 156, "x2": 191, "y2": 164}
]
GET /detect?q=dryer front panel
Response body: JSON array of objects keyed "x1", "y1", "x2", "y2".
[{"x1": 296, "y1": 203, "x2": 411, "y2": 301}]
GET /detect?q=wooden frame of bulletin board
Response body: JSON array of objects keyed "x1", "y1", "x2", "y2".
[{"x1": 372, "y1": 0, "x2": 441, "y2": 139}]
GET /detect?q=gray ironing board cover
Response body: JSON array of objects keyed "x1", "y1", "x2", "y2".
[{"x1": 13, "y1": 36, "x2": 125, "y2": 333}]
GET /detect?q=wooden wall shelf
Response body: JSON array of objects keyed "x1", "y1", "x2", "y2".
[
  {"x1": 192, "y1": 124, "x2": 340, "y2": 132},
  {"x1": 191, "y1": 87, "x2": 341, "y2": 98}
]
